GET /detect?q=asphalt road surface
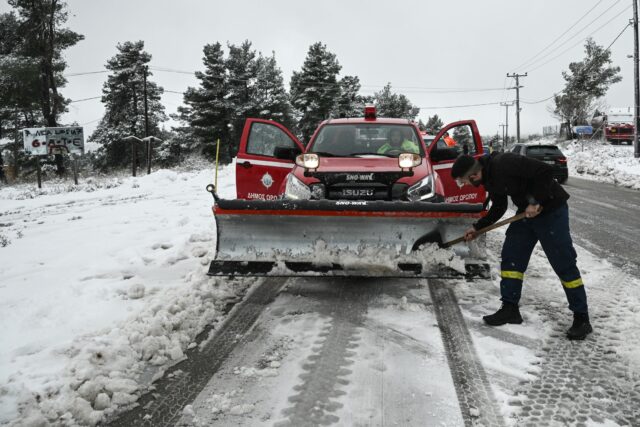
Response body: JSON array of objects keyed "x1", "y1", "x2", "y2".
[{"x1": 565, "y1": 176, "x2": 640, "y2": 274}]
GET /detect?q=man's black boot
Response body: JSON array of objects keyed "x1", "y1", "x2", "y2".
[
  {"x1": 567, "y1": 312, "x2": 592, "y2": 340},
  {"x1": 483, "y1": 302, "x2": 523, "y2": 326}
]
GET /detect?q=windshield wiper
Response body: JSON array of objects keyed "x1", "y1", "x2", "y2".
[
  {"x1": 309, "y1": 151, "x2": 335, "y2": 157},
  {"x1": 348, "y1": 153, "x2": 387, "y2": 157}
]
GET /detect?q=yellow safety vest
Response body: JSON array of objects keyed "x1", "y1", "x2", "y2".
[{"x1": 378, "y1": 140, "x2": 419, "y2": 154}]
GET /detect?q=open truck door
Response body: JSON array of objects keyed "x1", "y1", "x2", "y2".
[
  {"x1": 236, "y1": 119, "x2": 304, "y2": 200},
  {"x1": 427, "y1": 120, "x2": 486, "y2": 205}
]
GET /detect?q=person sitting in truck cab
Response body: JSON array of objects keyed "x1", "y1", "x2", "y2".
[
  {"x1": 443, "y1": 132, "x2": 457, "y2": 147},
  {"x1": 378, "y1": 128, "x2": 419, "y2": 155}
]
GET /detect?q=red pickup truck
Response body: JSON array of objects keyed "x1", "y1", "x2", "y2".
[
  {"x1": 207, "y1": 106, "x2": 489, "y2": 278},
  {"x1": 234, "y1": 107, "x2": 486, "y2": 206}
]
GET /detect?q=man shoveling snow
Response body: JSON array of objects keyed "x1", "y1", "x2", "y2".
[{"x1": 452, "y1": 153, "x2": 592, "y2": 340}]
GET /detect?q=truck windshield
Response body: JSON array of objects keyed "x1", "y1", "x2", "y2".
[{"x1": 309, "y1": 124, "x2": 424, "y2": 157}]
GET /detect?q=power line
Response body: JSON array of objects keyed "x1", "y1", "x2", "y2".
[
  {"x1": 513, "y1": 0, "x2": 604, "y2": 71},
  {"x1": 69, "y1": 96, "x2": 101, "y2": 103},
  {"x1": 520, "y1": 20, "x2": 632, "y2": 106},
  {"x1": 148, "y1": 66, "x2": 506, "y2": 93},
  {"x1": 64, "y1": 70, "x2": 108, "y2": 77},
  {"x1": 63, "y1": 65, "x2": 507, "y2": 95},
  {"x1": 521, "y1": 93, "x2": 559, "y2": 105},
  {"x1": 418, "y1": 101, "x2": 504, "y2": 109},
  {"x1": 80, "y1": 117, "x2": 102, "y2": 126},
  {"x1": 529, "y1": 5, "x2": 632, "y2": 73},
  {"x1": 605, "y1": 20, "x2": 632, "y2": 50},
  {"x1": 523, "y1": 0, "x2": 626, "y2": 72}
]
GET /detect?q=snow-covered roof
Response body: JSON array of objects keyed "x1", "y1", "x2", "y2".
[{"x1": 608, "y1": 107, "x2": 632, "y2": 115}]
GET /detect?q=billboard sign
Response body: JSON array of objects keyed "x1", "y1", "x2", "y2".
[
  {"x1": 23, "y1": 127, "x2": 85, "y2": 155},
  {"x1": 573, "y1": 126, "x2": 593, "y2": 135}
]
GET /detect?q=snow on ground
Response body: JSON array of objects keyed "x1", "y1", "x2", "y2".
[
  {"x1": 0, "y1": 160, "x2": 256, "y2": 425},
  {"x1": 552, "y1": 138, "x2": 640, "y2": 190},
  {"x1": 455, "y1": 215, "x2": 640, "y2": 425},
  {"x1": 2, "y1": 155, "x2": 640, "y2": 426}
]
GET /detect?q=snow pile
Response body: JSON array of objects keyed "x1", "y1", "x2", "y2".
[
  {"x1": 8, "y1": 269, "x2": 244, "y2": 426},
  {"x1": 237, "y1": 239, "x2": 466, "y2": 275},
  {"x1": 0, "y1": 162, "x2": 247, "y2": 425},
  {"x1": 558, "y1": 139, "x2": 640, "y2": 190}
]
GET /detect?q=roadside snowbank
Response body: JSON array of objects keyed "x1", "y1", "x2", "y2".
[
  {"x1": 556, "y1": 139, "x2": 640, "y2": 190},
  {"x1": 0, "y1": 162, "x2": 252, "y2": 425}
]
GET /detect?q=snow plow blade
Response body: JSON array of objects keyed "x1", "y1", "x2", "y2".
[{"x1": 208, "y1": 198, "x2": 489, "y2": 279}]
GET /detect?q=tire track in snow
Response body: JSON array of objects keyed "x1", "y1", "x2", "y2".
[
  {"x1": 429, "y1": 280, "x2": 506, "y2": 427},
  {"x1": 107, "y1": 277, "x2": 286, "y2": 427},
  {"x1": 274, "y1": 279, "x2": 380, "y2": 427}
]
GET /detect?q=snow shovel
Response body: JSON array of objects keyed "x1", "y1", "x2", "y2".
[{"x1": 438, "y1": 212, "x2": 527, "y2": 248}]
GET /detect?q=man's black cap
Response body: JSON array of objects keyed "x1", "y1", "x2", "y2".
[{"x1": 450, "y1": 154, "x2": 477, "y2": 179}]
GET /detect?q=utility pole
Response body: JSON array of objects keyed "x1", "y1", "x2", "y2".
[
  {"x1": 499, "y1": 124, "x2": 507, "y2": 150},
  {"x1": 500, "y1": 101, "x2": 515, "y2": 150},
  {"x1": 507, "y1": 73, "x2": 527, "y2": 143},
  {"x1": 634, "y1": 0, "x2": 640, "y2": 158},
  {"x1": 142, "y1": 66, "x2": 152, "y2": 174}
]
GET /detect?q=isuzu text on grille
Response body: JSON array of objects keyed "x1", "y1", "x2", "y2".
[{"x1": 342, "y1": 189, "x2": 375, "y2": 196}]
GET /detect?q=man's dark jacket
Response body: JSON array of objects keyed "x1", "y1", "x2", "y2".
[{"x1": 473, "y1": 152, "x2": 570, "y2": 230}]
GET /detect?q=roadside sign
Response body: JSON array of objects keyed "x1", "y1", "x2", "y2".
[
  {"x1": 22, "y1": 127, "x2": 85, "y2": 156},
  {"x1": 573, "y1": 126, "x2": 593, "y2": 135}
]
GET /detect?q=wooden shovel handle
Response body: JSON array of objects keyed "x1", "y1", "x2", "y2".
[{"x1": 441, "y1": 212, "x2": 527, "y2": 248}]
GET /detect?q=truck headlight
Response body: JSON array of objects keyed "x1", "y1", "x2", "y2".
[
  {"x1": 407, "y1": 174, "x2": 436, "y2": 201},
  {"x1": 398, "y1": 153, "x2": 421, "y2": 169},
  {"x1": 284, "y1": 174, "x2": 311, "y2": 200},
  {"x1": 295, "y1": 153, "x2": 319, "y2": 170}
]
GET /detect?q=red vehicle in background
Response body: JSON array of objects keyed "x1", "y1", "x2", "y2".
[{"x1": 593, "y1": 107, "x2": 635, "y2": 145}]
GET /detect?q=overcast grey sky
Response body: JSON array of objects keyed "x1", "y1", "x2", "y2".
[{"x1": 1, "y1": 0, "x2": 636, "y2": 138}]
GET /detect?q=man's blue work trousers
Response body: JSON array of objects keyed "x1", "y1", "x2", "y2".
[{"x1": 500, "y1": 203, "x2": 588, "y2": 314}]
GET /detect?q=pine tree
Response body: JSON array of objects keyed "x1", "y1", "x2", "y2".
[
  {"x1": 90, "y1": 41, "x2": 166, "y2": 169},
  {"x1": 225, "y1": 41, "x2": 259, "y2": 160},
  {"x1": 176, "y1": 42, "x2": 230, "y2": 161},
  {"x1": 0, "y1": 12, "x2": 42, "y2": 173},
  {"x1": 290, "y1": 42, "x2": 341, "y2": 142},
  {"x1": 425, "y1": 114, "x2": 444, "y2": 133},
  {"x1": 7, "y1": 0, "x2": 84, "y2": 174},
  {"x1": 335, "y1": 75, "x2": 365, "y2": 118},
  {"x1": 374, "y1": 83, "x2": 419, "y2": 120},
  {"x1": 252, "y1": 52, "x2": 294, "y2": 126},
  {"x1": 553, "y1": 38, "x2": 622, "y2": 129},
  {"x1": 453, "y1": 125, "x2": 472, "y2": 154}
]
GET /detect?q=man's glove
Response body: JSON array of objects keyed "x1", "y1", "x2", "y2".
[
  {"x1": 463, "y1": 227, "x2": 477, "y2": 241},
  {"x1": 525, "y1": 203, "x2": 543, "y2": 218}
]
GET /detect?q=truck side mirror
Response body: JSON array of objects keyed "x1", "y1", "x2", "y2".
[{"x1": 274, "y1": 146, "x2": 302, "y2": 161}]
